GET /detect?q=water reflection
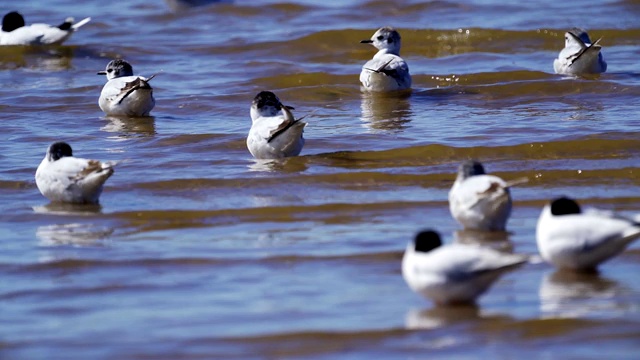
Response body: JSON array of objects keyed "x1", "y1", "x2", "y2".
[
  {"x1": 0, "y1": 46, "x2": 74, "y2": 71},
  {"x1": 32, "y1": 202, "x2": 103, "y2": 216},
  {"x1": 539, "y1": 270, "x2": 629, "y2": 319},
  {"x1": 360, "y1": 91, "x2": 412, "y2": 132},
  {"x1": 36, "y1": 223, "x2": 114, "y2": 247},
  {"x1": 247, "y1": 157, "x2": 308, "y2": 173},
  {"x1": 453, "y1": 229, "x2": 513, "y2": 252},
  {"x1": 405, "y1": 305, "x2": 482, "y2": 330},
  {"x1": 101, "y1": 116, "x2": 156, "y2": 139}
]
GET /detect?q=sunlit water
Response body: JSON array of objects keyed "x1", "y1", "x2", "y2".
[{"x1": 1, "y1": 0, "x2": 639, "y2": 358}]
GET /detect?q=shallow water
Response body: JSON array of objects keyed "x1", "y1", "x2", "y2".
[{"x1": 1, "y1": 0, "x2": 639, "y2": 358}]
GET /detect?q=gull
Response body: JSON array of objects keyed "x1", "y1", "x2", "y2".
[
  {"x1": 35, "y1": 142, "x2": 117, "y2": 204},
  {"x1": 359, "y1": 27, "x2": 411, "y2": 92},
  {"x1": 449, "y1": 160, "x2": 528, "y2": 231},
  {"x1": 553, "y1": 28, "x2": 607, "y2": 76},
  {"x1": 0, "y1": 11, "x2": 90, "y2": 46},
  {"x1": 536, "y1": 197, "x2": 640, "y2": 271},
  {"x1": 402, "y1": 229, "x2": 528, "y2": 305},
  {"x1": 97, "y1": 59, "x2": 156, "y2": 117},
  {"x1": 247, "y1": 91, "x2": 306, "y2": 159}
]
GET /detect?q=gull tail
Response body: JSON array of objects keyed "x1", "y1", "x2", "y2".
[
  {"x1": 504, "y1": 177, "x2": 529, "y2": 188},
  {"x1": 72, "y1": 17, "x2": 91, "y2": 30},
  {"x1": 570, "y1": 37, "x2": 603, "y2": 66},
  {"x1": 116, "y1": 76, "x2": 156, "y2": 105},
  {"x1": 267, "y1": 106, "x2": 307, "y2": 143}
]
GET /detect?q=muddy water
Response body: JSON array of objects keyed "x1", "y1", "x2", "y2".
[{"x1": 1, "y1": 0, "x2": 639, "y2": 358}]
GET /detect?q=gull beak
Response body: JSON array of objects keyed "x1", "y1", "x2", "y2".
[
  {"x1": 284, "y1": 105, "x2": 295, "y2": 110},
  {"x1": 360, "y1": 39, "x2": 373, "y2": 44},
  {"x1": 97, "y1": 71, "x2": 107, "y2": 75}
]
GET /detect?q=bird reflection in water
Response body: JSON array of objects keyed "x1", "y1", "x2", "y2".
[
  {"x1": 360, "y1": 91, "x2": 412, "y2": 132},
  {"x1": 453, "y1": 229, "x2": 514, "y2": 253},
  {"x1": 101, "y1": 116, "x2": 156, "y2": 140},
  {"x1": 539, "y1": 269, "x2": 628, "y2": 319}
]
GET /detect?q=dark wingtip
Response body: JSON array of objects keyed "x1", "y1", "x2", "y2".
[{"x1": 413, "y1": 230, "x2": 442, "y2": 253}]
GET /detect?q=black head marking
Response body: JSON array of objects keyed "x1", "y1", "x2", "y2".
[
  {"x1": 253, "y1": 91, "x2": 282, "y2": 110},
  {"x1": 48, "y1": 142, "x2": 73, "y2": 161},
  {"x1": 459, "y1": 160, "x2": 486, "y2": 179},
  {"x1": 550, "y1": 197, "x2": 581, "y2": 216},
  {"x1": 2, "y1": 11, "x2": 25, "y2": 32},
  {"x1": 413, "y1": 230, "x2": 442, "y2": 253},
  {"x1": 98, "y1": 59, "x2": 134, "y2": 78},
  {"x1": 57, "y1": 17, "x2": 73, "y2": 31}
]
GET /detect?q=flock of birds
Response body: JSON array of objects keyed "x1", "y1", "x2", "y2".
[{"x1": 6, "y1": 10, "x2": 637, "y2": 307}]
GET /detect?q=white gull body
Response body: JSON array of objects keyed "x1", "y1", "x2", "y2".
[
  {"x1": 98, "y1": 59, "x2": 156, "y2": 117},
  {"x1": 359, "y1": 27, "x2": 411, "y2": 92},
  {"x1": 35, "y1": 142, "x2": 116, "y2": 204},
  {"x1": 247, "y1": 91, "x2": 306, "y2": 159}
]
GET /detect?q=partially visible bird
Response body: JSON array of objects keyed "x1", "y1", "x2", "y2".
[
  {"x1": 449, "y1": 160, "x2": 528, "y2": 231},
  {"x1": 536, "y1": 197, "x2": 640, "y2": 271},
  {"x1": 0, "y1": 11, "x2": 90, "y2": 46},
  {"x1": 359, "y1": 27, "x2": 411, "y2": 92},
  {"x1": 247, "y1": 91, "x2": 306, "y2": 159},
  {"x1": 553, "y1": 28, "x2": 607, "y2": 76},
  {"x1": 402, "y1": 229, "x2": 528, "y2": 305},
  {"x1": 98, "y1": 59, "x2": 156, "y2": 117},
  {"x1": 35, "y1": 142, "x2": 117, "y2": 204}
]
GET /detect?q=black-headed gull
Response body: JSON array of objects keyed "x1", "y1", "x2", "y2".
[
  {"x1": 536, "y1": 197, "x2": 640, "y2": 271},
  {"x1": 553, "y1": 28, "x2": 607, "y2": 76},
  {"x1": 359, "y1": 27, "x2": 411, "y2": 92},
  {"x1": 449, "y1": 160, "x2": 527, "y2": 231},
  {"x1": 247, "y1": 91, "x2": 306, "y2": 159},
  {"x1": 402, "y1": 229, "x2": 528, "y2": 305},
  {"x1": 35, "y1": 142, "x2": 117, "y2": 204},
  {"x1": 97, "y1": 59, "x2": 156, "y2": 117},
  {"x1": 0, "y1": 11, "x2": 90, "y2": 46}
]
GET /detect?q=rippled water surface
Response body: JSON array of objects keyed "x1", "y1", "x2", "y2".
[{"x1": 1, "y1": 0, "x2": 640, "y2": 358}]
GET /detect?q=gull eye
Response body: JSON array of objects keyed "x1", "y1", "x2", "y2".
[
  {"x1": 107, "y1": 69, "x2": 113, "y2": 73},
  {"x1": 377, "y1": 35, "x2": 384, "y2": 40}
]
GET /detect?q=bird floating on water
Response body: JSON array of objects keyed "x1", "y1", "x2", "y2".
[
  {"x1": 247, "y1": 91, "x2": 307, "y2": 159},
  {"x1": 35, "y1": 142, "x2": 117, "y2": 204},
  {"x1": 449, "y1": 160, "x2": 528, "y2": 231},
  {"x1": 553, "y1": 28, "x2": 607, "y2": 76},
  {"x1": 402, "y1": 229, "x2": 529, "y2": 305},
  {"x1": 98, "y1": 59, "x2": 157, "y2": 117},
  {"x1": 359, "y1": 27, "x2": 411, "y2": 92},
  {"x1": 0, "y1": 11, "x2": 90, "y2": 46},
  {"x1": 536, "y1": 197, "x2": 640, "y2": 271}
]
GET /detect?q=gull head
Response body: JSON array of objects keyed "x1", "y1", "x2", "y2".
[
  {"x1": 565, "y1": 28, "x2": 592, "y2": 47},
  {"x1": 413, "y1": 230, "x2": 443, "y2": 253},
  {"x1": 458, "y1": 160, "x2": 486, "y2": 180},
  {"x1": 361, "y1": 26, "x2": 402, "y2": 55},
  {"x1": 2, "y1": 11, "x2": 25, "y2": 32},
  {"x1": 47, "y1": 142, "x2": 73, "y2": 162},
  {"x1": 97, "y1": 59, "x2": 134, "y2": 80},
  {"x1": 251, "y1": 91, "x2": 294, "y2": 120},
  {"x1": 550, "y1": 197, "x2": 582, "y2": 216}
]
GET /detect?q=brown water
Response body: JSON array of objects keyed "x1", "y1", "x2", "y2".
[{"x1": 1, "y1": 0, "x2": 640, "y2": 358}]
